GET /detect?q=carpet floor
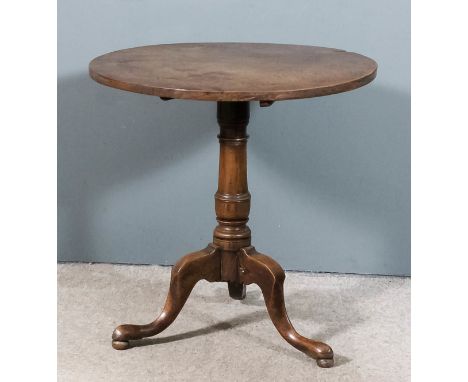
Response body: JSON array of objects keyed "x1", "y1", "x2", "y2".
[{"x1": 58, "y1": 263, "x2": 410, "y2": 381}]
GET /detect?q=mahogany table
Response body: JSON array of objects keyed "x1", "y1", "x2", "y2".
[{"x1": 89, "y1": 43, "x2": 377, "y2": 368}]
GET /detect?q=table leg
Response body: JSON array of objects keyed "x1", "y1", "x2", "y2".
[
  {"x1": 111, "y1": 244, "x2": 221, "y2": 350},
  {"x1": 239, "y1": 246, "x2": 334, "y2": 367}
]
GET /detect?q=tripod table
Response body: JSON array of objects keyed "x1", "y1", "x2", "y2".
[{"x1": 89, "y1": 43, "x2": 377, "y2": 368}]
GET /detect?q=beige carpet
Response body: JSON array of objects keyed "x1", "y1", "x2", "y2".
[{"x1": 58, "y1": 263, "x2": 410, "y2": 381}]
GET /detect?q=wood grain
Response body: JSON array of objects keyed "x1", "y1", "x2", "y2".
[{"x1": 89, "y1": 43, "x2": 377, "y2": 101}]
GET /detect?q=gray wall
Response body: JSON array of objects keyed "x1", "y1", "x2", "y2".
[{"x1": 58, "y1": 0, "x2": 410, "y2": 275}]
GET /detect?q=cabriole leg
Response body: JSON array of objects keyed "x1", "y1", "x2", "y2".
[
  {"x1": 239, "y1": 247, "x2": 334, "y2": 368},
  {"x1": 112, "y1": 245, "x2": 221, "y2": 349}
]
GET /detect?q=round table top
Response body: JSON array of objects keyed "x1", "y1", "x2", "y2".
[{"x1": 89, "y1": 43, "x2": 377, "y2": 102}]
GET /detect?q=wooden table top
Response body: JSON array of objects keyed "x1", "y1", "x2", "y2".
[{"x1": 89, "y1": 43, "x2": 377, "y2": 102}]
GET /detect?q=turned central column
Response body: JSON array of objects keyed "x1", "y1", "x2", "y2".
[{"x1": 213, "y1": 102, "x2": 251, "y2": 284}]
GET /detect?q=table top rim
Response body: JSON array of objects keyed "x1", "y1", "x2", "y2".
[{"x1": 89, "y1": 42, "x2": 378, "y2": 102}]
